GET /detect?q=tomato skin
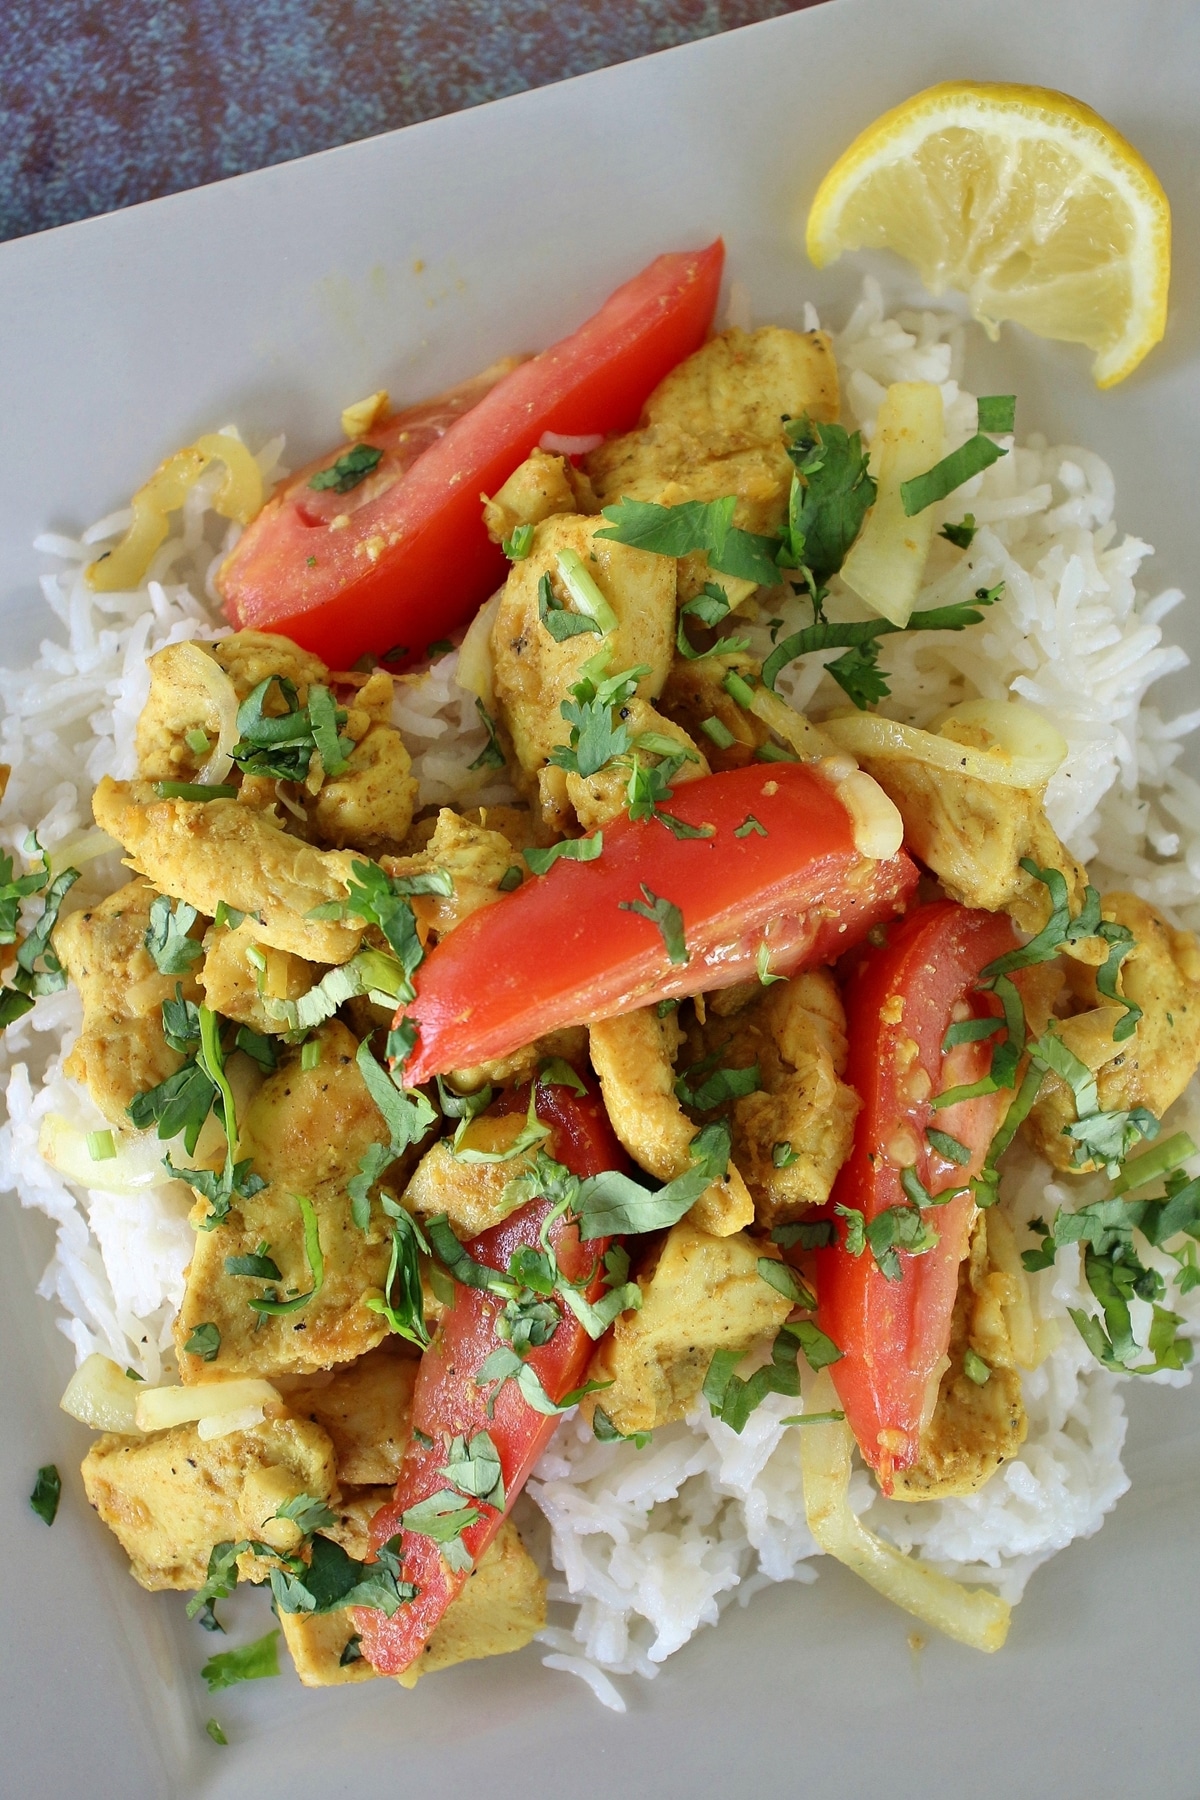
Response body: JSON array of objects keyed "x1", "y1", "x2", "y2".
[
  {"x1": 354, "y1": 1077, "x2": 626, "y2": 1676},
  {"x1": 399, "y1": 763, "x2": 918, "y2": 1085},
  {"x1": 814, "y1": 902, "x2": 1019, "y2": 1488},
  {"x1": 219, "y1": 243, "x2": 725, "y2": 668}
]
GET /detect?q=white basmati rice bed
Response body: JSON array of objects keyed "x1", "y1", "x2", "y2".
[{"x1": 2, "y1": 280, "x2": 1198, "y2": 1708}]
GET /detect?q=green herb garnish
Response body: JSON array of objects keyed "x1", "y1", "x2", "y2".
[
  {"x1": 29, "y1": 1464, "x2": 61, "y2": 1526},
  {"x1": 308, "y1": 443, "x2": 383, "y2": 493}
]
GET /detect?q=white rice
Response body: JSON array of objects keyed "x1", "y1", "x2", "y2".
[{"x1": 3, "y1": 282, "x2": 1198, "y2": 1708}]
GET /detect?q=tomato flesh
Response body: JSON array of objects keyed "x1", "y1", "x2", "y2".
[
  {"x1": 219, "y1": 242, "x2": 725, "y2": 668},
  {"x1": 398, "y1": 763, "x2": 918, "y2": 1086},
  {"x1": 355, "y1": 1077, "x2": 626, "y2": 1676},
  {"x1": 814, "y1": 902, "x2": 1019, "y2": 1488}
]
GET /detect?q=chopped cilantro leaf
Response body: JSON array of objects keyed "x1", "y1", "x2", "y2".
[
  {"x1": 247, "y1": 1193, "x2": 323, "y2": 1316},
  {"x1": 761, "y1": 588, "x2": 1003, "y2": 698},
  {"x1": 523, "y1": 832, "x2": 603, "y2": 876},
  {"x1": 939, "y1": 514, "x2": 977, "y2": 549},
  {"x1": 308, "y1": 443, "x2": 383, "y2": 493},
  {"x1": 201, "y1": 1628, "x2": 281, "y2": 1692},
  {"x1": 144, "y1": 893, "x2": 204, "y2": 975},
  {"x1": 184, "y1": 1322, "x2": 221, "y2": 1362},
  {"x1": 29, "y1": 1464, "x2": 61, "y2": 1526},
  {"x1": 780, "y1": 416, "x2": 876, "y2": 584},
  {"x1": 596, "y1": 495, "x2": 782, "y2": 587},
  {"x1": 538, "y1": 569, "x2": 602, "y2": 641},
  {"x1": 734, "y1": 814, "x2": 767, "y2": 838},
  {"x1": 618, "y1": 883, "x2": 688, "y2": 966},
  {"x1": 468, "y1": 697, "x2": 506, "y2": 770},
  {"x1": 901, "y1": 434, "x2": 1009, "y2": 517}
]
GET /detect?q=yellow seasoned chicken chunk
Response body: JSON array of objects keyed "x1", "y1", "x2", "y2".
[
  {"x1": 308, "y1": 722, "x2": 418, "y2": 853},
  {"x1": 1024, "y1": 892, "x2": 1200, "y2": 1171},
  {"x1": 92, "y1": 777, "x2": 363, "y2": 964},
  {"x1": 54, "y1": 877, "x2": 199, "y2": 1124},
  {"x1": 174, "y1": 1022, "x2": 395, "y2": 1379},
  {"x1": 199, "y1": 919, "x2": 324, "y2": 1034},
  {"x1": 280, "y1": 1512, "x2": 545, "y2": 1689},
  {"x1": 680, "y1": 973, "x2": 860, "y2": 1228},
  {"x1": 282, "y1": 1343, "x2": 418, "y2": 1487},
  {"x1": 890, "y1": 1214, "x2": 1027, "y2": 1500},
  {"x1": 588, "y1": 1007, "x2": 754, "y2": 1236},
  {"x1": 586, "y1": 327, "x2": 839, "y2": 539},
  {"x1": 564, "y1": 698, "x2": 709, "y2": 832},
  {"x1": 482, "y1": 448, "x2": 584, "y2": 544},
  {"x1": 81, "y1": 1413, "x2": 338, "y2": 1590},
  {"x1": 383, "y1": 807, "x2": 519, "y2": 940},
  {"x1": 582, "y1": 1223, "x2": 793, "y2": 1436},
  {"x1": 490, "y1": 514, "x2": 676, "y2": 779},
  {"x1": 844, "y1": 749, "x2": 1087, "y2": 936}
]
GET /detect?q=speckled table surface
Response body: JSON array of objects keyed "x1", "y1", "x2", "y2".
[{"x1": 1, "y1": 0, "x2": 819, "y2": 242}]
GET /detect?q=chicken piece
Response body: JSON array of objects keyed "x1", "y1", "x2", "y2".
[
  {"x1": 93, "y1": 776, "x2": 362, "y2": 964},
  {"x1": 582, "y1": 1222, "x2": 793, "y2": 1435},
  {"x1": 890, "y1": 1213, "x2": 1027, "y2": 1500},
  {"x1": 675, "y1": 973, "x2": 859, "y2": 1228},
  {"x1": 54, "y1": 877, "x2": 199, "y2": 1124},
  {"x1": 211, "y1": 628, "x2": 331, "y2": 701},
  {"x1": 308, "y1": 723, "x2": 418, "y2": 853},
  {"x1": 199, "y1": 919, "x2": 324, "y2": 1034},
  {"x1": 282, "y1": 1343, "x2": 418, "y2": 1486},
  {"x1": 659, "y1": 654, "x2": 771, "y2": 772},
  {"x1": 280, "y1": 1513, "x2": 545, "y2": 1688},
  {"x1": 482, "y1": 448, "x2": 580, "y2": 544},
  {"x1": 383, "y1": 807, "x2": 519, "y2": 940},
  {"x1": 586, "y1": 327, "x2": 839, "y2": 539},
  {"x1": 80, "y1": 1413, "x2": 338, "y2": 1591},
  {"x1": 404, "y1": 1109, "x2": 541, "y2": 1238},
  {"x1": 846, "y1": 750, "x2": 1088, "y2": 935},
  {"x1": 1024, "y1": 893, "x2": 1200, "y2": 1171},
  {"x1": 174, "y1": 1021, "x2": 395, "y2": 1380},
  {"x1": 564, "y1": 699, "x2": 709, "y2": 832},
  {"x1": 490, "y1": 513, "x2": 676, "y2": 778},
  {"x1": 394, "y1": 1517, "x2": 546, "y2": 1688},
  {"x1": 276, "y1": 1486, "x2": 391, "y2": 1685},
  {"x1": 135, "y1": 640, "x2": 240, "y2": 784},
  {"x1": 588, "y1": 1008, "x2": 755, "y2": 1236}
]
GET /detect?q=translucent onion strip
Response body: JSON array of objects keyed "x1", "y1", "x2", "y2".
[
  {"x1": 799, "y1": 1370, "x2": 1011, "y2": 1652},
  {"x1": 86, "y1": 432, "x2": 264, "y2": 593},
  {"x1": 822, "y1": 698, "x2": 1066, "y2": 790}
]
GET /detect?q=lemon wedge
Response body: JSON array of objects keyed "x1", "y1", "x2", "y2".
[{"x1": 806, "y1": 81, "x2": 1170, "y2": 387}]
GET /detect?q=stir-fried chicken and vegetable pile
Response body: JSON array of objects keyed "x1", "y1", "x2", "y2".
[{"x1": 15, "y1": 253, "x2": 1200, "y2": 1688}]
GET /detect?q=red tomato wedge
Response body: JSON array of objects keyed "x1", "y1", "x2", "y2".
[
  {"x1": 398, "y1": 763, "x2": 919, "y2": 1086},
  {"x1": 355, "y1": 1077, "x2": 627, "y2": 1676},
  {"x1": 814, "y1": 902, "x2": 1019, "y2": 1491},
  {"x1": 218, "y1": 242, "x2": 725, "y2": 668}
]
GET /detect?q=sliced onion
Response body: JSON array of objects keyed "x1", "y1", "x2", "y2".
[
  {"x1": 799, "y1": 1370, "x2": 1011, "y2": 1651},
  {"x1": 135, "y1": 1377, "x2": 281, "y2": 1436},
  {"x1": 538, "y1": 431, "x2": 605, "y2": 456},
  {"x1": 39, "y1": 1112, "x2": 186, "y2": 1193},
  {"x1": 817, "y1": 758, "x2": 904, "y2": 859},
  {"x1": 748, "y1": 687, "x2": 836, "y2": 761},
  {"x1": 186, "y1": 644, "x2": 241, "y2": 784},
  {"x1": 61, "y1": 1353, "x2": 144, "y2": 1433},
  {"x1": 87, "y1": 434, "x2": 263, "y2": 593},
  {"x1": 457, "y1": 590, "x2": 502, "y2": 706},
  {"x1": 822, "y1": 699, "x2": 1066, "y2": 790}
]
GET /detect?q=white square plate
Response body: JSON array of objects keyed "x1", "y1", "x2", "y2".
[{"x1": 2, "y1": 1, "x2": 1198, "y2": 1794}]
